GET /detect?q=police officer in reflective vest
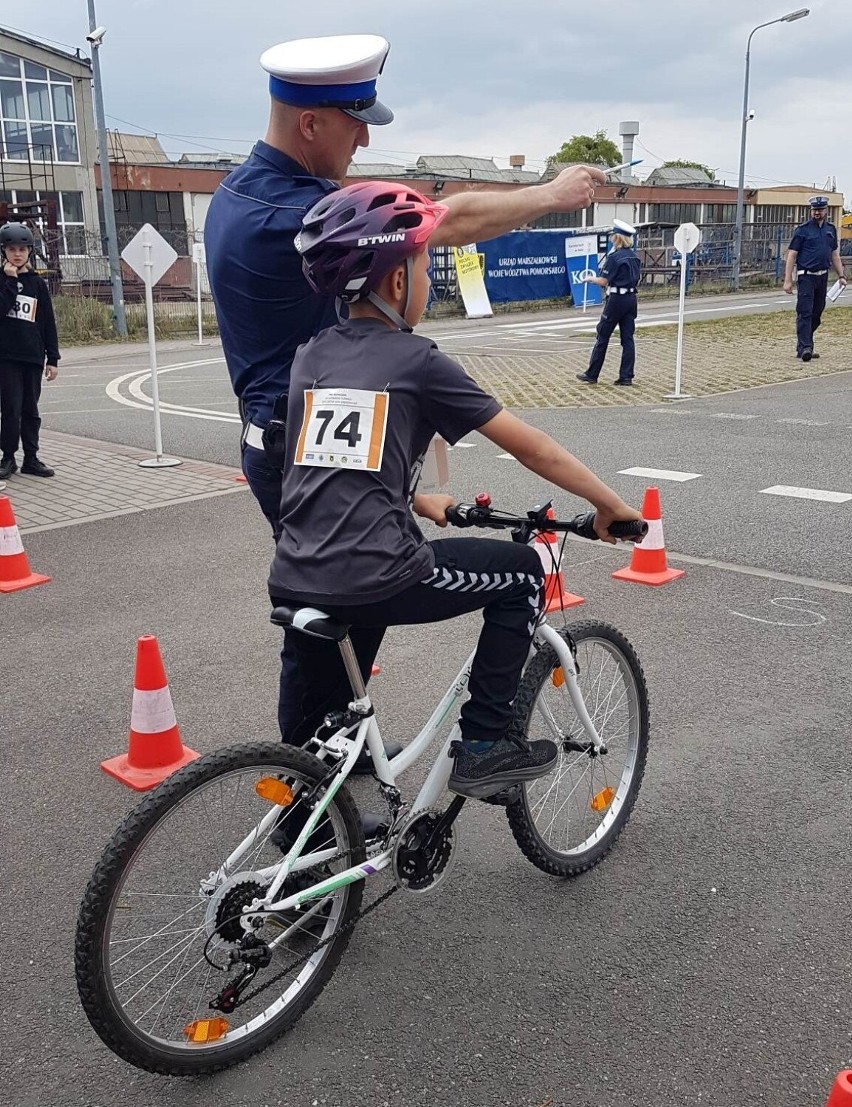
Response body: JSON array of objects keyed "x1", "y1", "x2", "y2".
[
  {"x1": 784, "y1": 196, "x2": 846, "y2": 362},
  {"x1": 576, "y1": 219, "x2": 641, "y2": 386}
]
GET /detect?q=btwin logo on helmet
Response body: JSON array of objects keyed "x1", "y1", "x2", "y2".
[{"x1": 357, "y1": 232, "x2": 407, "y2": 246}]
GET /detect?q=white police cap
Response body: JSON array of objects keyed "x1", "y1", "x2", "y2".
[
  {"x1": 612, "y1": 218, "x2": 636, "y2": 236},
  {"x1": 260, "y1": 34, "x2": 393, "y2": 125}
]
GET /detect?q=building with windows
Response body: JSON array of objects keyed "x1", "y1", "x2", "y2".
[{"x1": 0, "y1": 27, "x2": 99, "y2": 262}]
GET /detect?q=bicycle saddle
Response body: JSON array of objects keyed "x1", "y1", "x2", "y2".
[{"x1": 270, "y1": 604, "x2": 350, "y2": 641}]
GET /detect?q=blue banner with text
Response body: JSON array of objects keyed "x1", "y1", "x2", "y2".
[{"x1": 480, "y1": 232, "x2": 571, "y2": 304}]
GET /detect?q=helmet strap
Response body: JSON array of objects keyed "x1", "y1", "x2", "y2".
[{"x1": 364, "y1": 257, "x2": 415, "y2": 333}]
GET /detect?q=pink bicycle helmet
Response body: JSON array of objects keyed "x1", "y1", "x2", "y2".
[{"x1": 296, "y1": 181, "x2": 448, "y2": 302}]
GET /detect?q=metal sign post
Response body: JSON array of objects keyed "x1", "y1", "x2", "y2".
[
  {"x1": 121, "y1": 224, "x2": 182, "y2": 467},
  {"x1": 665, "y1": 222, "x2": 702, "y2": 401},
  {"x1": 192, "y1": 241, "x2": 209, "y2": 346}
]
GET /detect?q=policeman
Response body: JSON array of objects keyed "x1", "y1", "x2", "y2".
[
  {"x1": 204, "y1": 32, "x2": 603, "y2": 747},
  {"x1": 784, "y1": 196, "x2": 846, "y2": 362},
  {"x1": 576, "y1": 218, "x2": 641, "y2": 386}
]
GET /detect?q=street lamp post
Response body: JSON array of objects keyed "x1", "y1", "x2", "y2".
[
  {"x1": 731, "y1": 8, "x2": 809, "y2": 291},
  {"x1": 86, "y1": 0, "x2": 127, "y2": 336}
]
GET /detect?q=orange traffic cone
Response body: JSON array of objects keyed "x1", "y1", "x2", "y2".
[
  {"x1": 612, "y1": 486, "x2": 684, "y2": 586},
  {"x1": 101, "y1": 635, "x2": 199, "y2": 791},
  {"x1": 536, "y1": 507, "x2": 584, "y2": 612},
  {"x1": 0, "y1": 495, "x2": 50, "y2": 593},
  {"x1": 826, "y1": 1071, "x2": 852, "y2": 1107}
]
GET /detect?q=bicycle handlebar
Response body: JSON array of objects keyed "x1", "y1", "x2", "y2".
[{"x1": 445, "y1": 502, "x2": 648, "y2": 542}]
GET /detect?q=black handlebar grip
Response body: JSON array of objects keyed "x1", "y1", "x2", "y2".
[
  {"x1": 445, "y1": 505, "x2": 473, "y2": 528},
  {"x1": 609, "y1": 519, "x2": 649, "y2": 540}
]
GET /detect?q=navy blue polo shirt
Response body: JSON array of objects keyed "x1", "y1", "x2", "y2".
[
  {"x1": 788, "y1": 219, "x2": 838, "y2": 272},
  {"x1": 204, "y1": 141, "x2": 340, "y2": 427},
  {"x1": 601, "y1": 247, "x2": 640, "y2": 289}
]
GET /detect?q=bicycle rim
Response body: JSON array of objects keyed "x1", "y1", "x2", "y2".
[
  {"x1": 77, "y1": 746, "x2": 364, "y2": 1072},
  {"x1": 511, "y1": 622, "x2": 648, "y2": 870}
]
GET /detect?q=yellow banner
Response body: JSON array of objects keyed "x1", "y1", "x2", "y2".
[{"x1": 453, "y1": 245, "x2": 493, "y2": 318}]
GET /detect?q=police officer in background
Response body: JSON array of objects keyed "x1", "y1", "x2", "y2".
[
  {"x1": 576, "y1": 219, "x2": 641, "y2": 386},
  {"x1": 204, "y1": 32, "x2": 605, "y2": 747},
  {"x1": 784, "y1": 196, "x2": 846, "y2": 362}
]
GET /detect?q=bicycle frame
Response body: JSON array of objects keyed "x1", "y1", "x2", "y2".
[{"x1": 226, "y1": 619, "x2": 602, "y2": 928}]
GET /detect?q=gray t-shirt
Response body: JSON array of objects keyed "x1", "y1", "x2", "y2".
[{"x1": 268, "y1": 318, "x2": 502, "y2": 605}]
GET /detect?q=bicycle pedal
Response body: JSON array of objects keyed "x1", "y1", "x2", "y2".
[{"x1": 481, "y1": 785, "x2": 522, "y2": 807}]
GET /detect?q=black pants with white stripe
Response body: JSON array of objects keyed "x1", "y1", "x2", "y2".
[{"x1": 271, "y1": 538, "x2": 544, "y2": 746}]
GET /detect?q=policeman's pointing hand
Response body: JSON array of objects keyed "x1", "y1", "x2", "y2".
[{"x1": 545, "y1": 164, "x2": 607, "y2": 213}]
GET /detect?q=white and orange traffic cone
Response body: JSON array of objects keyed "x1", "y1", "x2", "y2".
[
  {"x1": 0, "y1": 495, "x2": 50, "y2": 593},
  {"x1": 536, "y1": 507, "x2": 584, "y2": 612},
  {"x1": 612, "y1": 486, "x2": 684, "y2": 586},
  {"x1": 826, "y1": 1072, "x2": 852, "y2": 1107},
  {"x1": 101, "y1": 635, "x2": 199, "y2": 791}
]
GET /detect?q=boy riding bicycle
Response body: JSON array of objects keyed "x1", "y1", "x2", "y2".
[{"x1": 268, "y1": 182, "x2": 642, "y2": 800}]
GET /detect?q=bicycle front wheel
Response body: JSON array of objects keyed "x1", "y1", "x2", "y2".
[
  {"x1": 507, "y1": 621, "x2": 649, "y2": 877},
  {"x1": 75, "y1": 743, "x2": 365, "y2": 1075}
]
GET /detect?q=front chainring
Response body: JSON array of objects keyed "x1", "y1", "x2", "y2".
[{"x1": 391, "y1": 807, "x2": 457, "y2": 894}]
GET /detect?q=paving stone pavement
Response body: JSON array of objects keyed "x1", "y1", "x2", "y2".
[
  {"x1": 452, "y1": 329, "x2": 852, "y2": 408},
  {"x1": 2, "y1": 430, "x2": 246, "y2": 534}
]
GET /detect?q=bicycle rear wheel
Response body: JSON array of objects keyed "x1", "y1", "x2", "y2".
[
  {"x1": 75, "y1": 743, "x2": 365, "y2": 1075},
  {"x1": 507, "y1": 621, "x2": 649, "y2": 877}
]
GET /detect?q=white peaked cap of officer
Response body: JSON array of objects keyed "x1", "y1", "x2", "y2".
[
  {"x1": 260, "y1": 34, "x2": 393, "y2": 125},
  {"x1": 612, "y1": 218, "x2": 636, "y2": 236}
]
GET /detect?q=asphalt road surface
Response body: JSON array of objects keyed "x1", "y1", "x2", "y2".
[{"x1": 4, "y1": 300, "x2": 851, "y2": 1107}]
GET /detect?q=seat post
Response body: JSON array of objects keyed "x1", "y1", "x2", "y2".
[{"x1": 338, "y1": 634, "x2": 367, "y2": 699}]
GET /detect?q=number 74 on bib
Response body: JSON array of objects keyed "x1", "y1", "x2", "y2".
[{"x1": 294, "y1": 387, "x2": 389, "y2": 471}]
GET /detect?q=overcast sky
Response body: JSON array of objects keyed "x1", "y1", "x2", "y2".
[{"x1": 8, "y1": 0, "x2": 850, "y2": 199}]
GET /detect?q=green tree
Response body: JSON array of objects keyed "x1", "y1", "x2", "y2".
[
  {"x1": 661, "y1": 159, "x2": 716, "y2": 180},
  {"x1": 548, "y1": 131, "x2": 621, "y2": 168}
]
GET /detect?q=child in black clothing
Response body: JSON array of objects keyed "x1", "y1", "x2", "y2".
[
  {"x1": 269, "y1": 183, "x2": 643, "y2": 799},
  {"x1": 0, "y1": 222, "x2": 59, "y2": 479}
]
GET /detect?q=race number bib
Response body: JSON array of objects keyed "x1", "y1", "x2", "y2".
[
  {"x1": 6, "y1": 294, "x2": 37, "y2": 323},
  {"x1": 294, "y1": 388, "x2": 389, "y2": 471}
]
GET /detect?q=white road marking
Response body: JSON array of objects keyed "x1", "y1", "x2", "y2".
[
  {"x1": 760, "y1": 485, "x2": 852, "y2": 503},
  {"x1": 618, "y1": 467, "x2": 702, "y2": 482},
  {"x1": 731, "y1": 597, "x2": 827, "y2": 627},
  {"x1": 777, "y1": 418, "x2": 829, "y2": 426},
  {"x1": 496, "y1": 453, "x2": 515, "y2": 460},
  {"x1": 709, "y1": 412, "x2": 759, "y2": 420}
]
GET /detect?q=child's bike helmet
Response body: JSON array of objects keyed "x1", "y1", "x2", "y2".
[
  {"x1": 296, "y1": 182, "x2": 447, "y2": 328},
  {"x1": 0, "y1": 221, "x2": 35, "y2": 260}
]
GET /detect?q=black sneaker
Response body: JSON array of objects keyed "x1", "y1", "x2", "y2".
[
  {"x1": 575, "y1": 372, "x2": 598, "y2": 384},
  {"x1": 21, "y1": 457, "x2": 54, "y2": 477},
  {"x1": 613, "y1": 378, "x2": 633, "y2": 386},
  {"x1": 801, "y1": 348, "x2": 813, "y2": 363},
  {"x1": 449, "y1": 732, "x2": 558, "y2": 800},
  {"x1": 0, "y1": 457, "x2": 17, "y2": 480}
]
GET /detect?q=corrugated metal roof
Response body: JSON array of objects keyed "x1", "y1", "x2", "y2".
[
  {"x1": 107, "y1": 132, "x2": 168, "y2": 165},
  {"x1": 347, "y1": 162, "x2": 413, "y2": 177},
  {"x1": 644, "y1": 166, "x2": 714, "y2": 186},
  {"x1": 176, "y1": 152, "x2": 247, "y2": 166}
]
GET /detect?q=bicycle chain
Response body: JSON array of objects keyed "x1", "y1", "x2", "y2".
[{"x1": 234, "y1": 877, "x2": 399, "y2": 1009}]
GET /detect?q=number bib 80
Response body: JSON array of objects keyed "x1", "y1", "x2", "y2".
[{"x1": 294, "y1": 387, "x2": 389, "y2": 471}]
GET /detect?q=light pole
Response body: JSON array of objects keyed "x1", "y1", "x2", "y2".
[
  {"x1": 86, "y1": 1, "x2": 127, "y2": 336},
  {"x1": 731, "y1": 8, "x2": 809, "y2": 291}
]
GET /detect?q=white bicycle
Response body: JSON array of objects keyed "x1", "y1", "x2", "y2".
[{"x1": 75, "y1": 500, "x2": 650, "y2": 1075}]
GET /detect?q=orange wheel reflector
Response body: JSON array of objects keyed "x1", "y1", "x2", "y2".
[
  {"x1": 551, "y1": 666, "x2": 565, "y2": 688},
  {"x1": 255, "y1": 777, "x2": 294, "y2": 806},
  {"x1": 183, "y1": 1017, "x2": 229, "y2": 1043},
  {"x1": 591, "y1": 786, "x2": 616, "y2": 812},
  {"x1": 371, "y1": 663, "x2": 381, "y2": 676}
]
